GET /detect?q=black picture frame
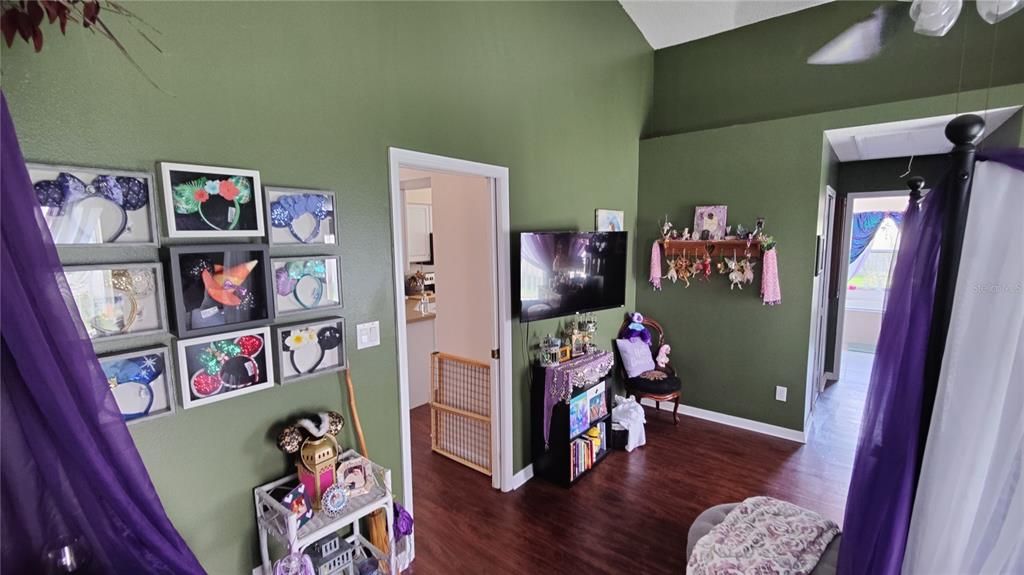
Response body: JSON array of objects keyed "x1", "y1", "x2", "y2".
[{"x1": 166, "y1": 244, "x2": 275, "y2": 338}]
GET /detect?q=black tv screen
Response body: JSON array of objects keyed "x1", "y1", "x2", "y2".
[{"x1": 519, "y1": 231, "x2": 627, "y2": 322}]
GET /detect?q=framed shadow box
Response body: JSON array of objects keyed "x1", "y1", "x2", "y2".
[
  {"x1": 265, "y1": 186, "x2": 337, "y2": 246},
  {"x1": 159, "y1": 162, "x2": 265, "y2": 239},
  {"x1": 29, "y1": 163, "x2": 159, "y2": 248},
  {"x1": 271, "y1": 256, "x2": 343, "y2": 317},
  {"x1": 176, "y1": 326, "x2": 275, "y2": 410},
  {"x1": 63, "y1": 262, "x2": 169, "y2": 342},
  {"x1": 99, "y1": 346, "x2": 176, "y2": 424},
  {"x1": 166, "y1": 244, "x2": 275, "y2": 338},
  {"x1": 272, "y1": 317, "x2": 346, "y2": 385}
]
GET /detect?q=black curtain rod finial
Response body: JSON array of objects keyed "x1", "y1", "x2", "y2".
[
  {"x1": 945, "y1": 114, "x2": 986, "y2": 147},
  {"x1": 907, "y1": 176, "x2": 926, "y2": 191}
]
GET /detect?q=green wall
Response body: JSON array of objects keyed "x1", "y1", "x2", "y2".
[
  {"x1": 1, "y1": 3, "x2": 651, "y2": 572},
  {"x1": 649, "y1": 1, "x2": 1024, "y2": 137},
  {"x1": 637, "y1": 84, "x2": 1024, "y2": 432}
]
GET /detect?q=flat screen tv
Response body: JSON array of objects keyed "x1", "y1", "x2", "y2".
[{"x1": 519, "y1": 231, "x2": 627, "y2": 322}]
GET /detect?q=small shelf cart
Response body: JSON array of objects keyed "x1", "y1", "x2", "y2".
[{"x1": 254, "y1": 450, "x2": 394, "y2": 575}]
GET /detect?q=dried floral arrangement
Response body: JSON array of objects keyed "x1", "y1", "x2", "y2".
[{"x1": 1, "y1": 0, "x2": 160, "y2": 86}]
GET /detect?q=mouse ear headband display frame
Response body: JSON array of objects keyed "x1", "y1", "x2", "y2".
[
  {"x1": 272, "y1": 318, "x2": 347, "y2": 385},
  {"x1": 267, "y1": 188, "x2": 336, "y2": 245},
  {"x1": 63, "y1": 263, "x2": 169, "y2": 343},
  {"x1": 98, "y1": 346, "x2": 176, "y2": 425},
  {"x1": 28, "y1": 164, "x2": 158, "y2": 247},
  {"x1": 159, "y1": 162, "x2": 265, "y2": 239},
  {"x1": 176, "y1": 326, "x2": 276, "y2": 410},
  {"x1": 271, "y1": 256, "x2": 343, "y2": 316}
]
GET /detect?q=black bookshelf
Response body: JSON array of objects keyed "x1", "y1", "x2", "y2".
[{"x1": 531, "y1": 365, "x2": 612, "y2": 487}]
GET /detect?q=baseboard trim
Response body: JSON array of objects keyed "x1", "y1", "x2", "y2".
[
  {"x1": 639, "y1": 399, "x2": 806, "y2": 444},
  {"x1": 510, "y1": 464, "x2": 533, "y2": 490}
]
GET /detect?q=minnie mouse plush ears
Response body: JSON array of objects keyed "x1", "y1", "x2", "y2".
[{"x1": 277, "y1": 411, "x2": 345, "y2": 454}]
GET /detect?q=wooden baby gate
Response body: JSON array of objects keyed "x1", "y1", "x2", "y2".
[{"x1": 430, "y1": 352, "x2": 492, "y2": 476}]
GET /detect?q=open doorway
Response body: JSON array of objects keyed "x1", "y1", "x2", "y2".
[{"x1": 387, "y1": 148, "x2": 513, "y2": 564}]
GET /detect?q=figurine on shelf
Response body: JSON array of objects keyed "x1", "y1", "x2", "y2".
[
  {"x1": 735, "y1": 224, "x2": 748, "y2": 240},
  {"x1": 660, "y1": 215, "x2": 674, "y2": 240},
  {"x1": 622, "y1": 312, "x2": 651, "y2": 345},
  {"x1": 539, "y1": 334, "x2": 561, "y2": 367},
  {"x1": 276, "y1": 411, "x2": 345, "y2": 511},
  {"x1": 681, "y1": 227, "x2": 690, "y2": 241},
  {"x1": 656, "y1": 344, "x2": 671, "y2": 369}
]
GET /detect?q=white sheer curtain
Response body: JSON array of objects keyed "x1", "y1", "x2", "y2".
[{"x1": 902, "y1": 159, "x2": 1024, "y2": 574}]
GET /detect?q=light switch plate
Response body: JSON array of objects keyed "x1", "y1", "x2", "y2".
[
  {"x1": 775, "y1": 386, "x2": 788, "y2": 402},
  {"x1": 357, "y1": 321, "x2": 380, "y2": 350}
]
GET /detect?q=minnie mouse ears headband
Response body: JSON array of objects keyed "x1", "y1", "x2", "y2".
[
  {"x1": 277, "y1": 411, "x2": 345, "y2": 453},
  {"x1": 270, "y1": 193, "x2": 333, "y2": 244},
  {"x1": 34, "y1": 173, "x2": 149, "y2": 242},
  {"x1": 103, "y1": 354, "x2": 165, "y2": 389}
]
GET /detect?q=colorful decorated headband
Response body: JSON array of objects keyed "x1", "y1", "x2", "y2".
[
  {"x1": 275, "y1": 260, "x2": 328, "y2": 308},
  {"x1": 282, "y1": 325, "x2": 343, "y2": 375},
  {"x1": 269, "y1": 193, "x2": 333, "y2": 244},
  {"x1": 34, "y1": 173, "x2": 149, "y2": 242},
  {"x1": 103, "y1": 354, "x2": 164, "y2": 421},
  {"x1": 190, "y1": 334, "x2": 264, "y2": 398},
  {"x1": 276, "y1": 411, "x2": 346, "y2": 454},
  {"x1": 186, "y1": 258, "x2": 258, "y2": 309},
  {"x1": 71, "y1": 268, "x2": 155, "y2": 336},
  {"x1": 172, "y1": 176, "x2": 253, "y2": 231}
]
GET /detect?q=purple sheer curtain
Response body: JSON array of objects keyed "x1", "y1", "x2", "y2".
[
  {"x1": 0, "y1": 95, "x2": 204, "y2": 573},
  {"x1": 837, "y1": 174, "x2": 947, "y2": 575}
]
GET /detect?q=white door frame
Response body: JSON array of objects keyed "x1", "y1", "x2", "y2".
[
  {"x1": 831, "y1": 189, "x2": 908, "y2": 380},
  {"x1": 387, "y1": 147, "x2": 514, "y2": 557},
  {"x1": 816, "y1": 186, "x2": 837, "y2": 395}
]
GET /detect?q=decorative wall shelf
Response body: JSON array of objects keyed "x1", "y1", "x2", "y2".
[{"x1": 659, "y1": 239, "x2": 763, "y2": 259}]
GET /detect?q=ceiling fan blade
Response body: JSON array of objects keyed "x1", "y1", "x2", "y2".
[
  {"x1": 977, "y1": 0, "x2": 1024, "y2": 23},
  {"x1": 807, "y1": 5, "x2": 898, "y2": 65},
  {"x1": 909, "y1": 0, "x2": 962, "y2": 37}
]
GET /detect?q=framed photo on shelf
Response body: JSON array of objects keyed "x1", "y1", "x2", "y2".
[
  {"x1": 694, "y1": 205, "x2": 728, "y2": 240},
  {"x1": 265, "y1": 187, "x2": 337, "y2": 246},
  {"x1": 595, "y1": 209, "x2": 624, "y2": 232},
  {"x1": 159, "y1": 162, "x2": 264, "y2": 238},
  {"x1": 175, "y1": 326, "x2": 275, "y2": 410},
  {"x1": 272, "y1": 317, "x2": 346, "y2": 385},
  {"x1": 28, "y1": 163, "x2": 158, "y2": 247},
  {"x1": 63, "y1": 263, "x2": 169, "y2": 342},
  {"x1": 271, "y1": 256, "x2": 343, "y2": 317},
  {"x1": 336, "y1": 453, "x2": 376, "y2": 497},
  {"x1": 166, "y1": 244, "x2": 274, "y2": 338},
  {"x1": 99, "y1": 346, "x2": 176, "y2": 424}
]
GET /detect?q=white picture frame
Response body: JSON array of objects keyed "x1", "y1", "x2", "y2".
[
  {"x1": 159, "y1": 162, "x2": 265, "y2": 238},
  {"x1": 175, "y1": 326, "x2": 275, "y2": 410},
  {"x1": 28, "y1": 163, "x2": 160, "y2": 248},
  {"x1": 265, "y1": 186, "x2": 338, "y2": 246},
  {"x1": 595, "y1": 209, "x2": 625, "y2": 232},
  {"x1": 271, "y1": 255, "x2": 344, "y2": 317},
  {"x1": 98, "y1": 346, "x2": 176, "y2": 425}
]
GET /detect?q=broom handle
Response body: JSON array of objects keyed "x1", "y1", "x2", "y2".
[{"x1": 344, "y1": 368, "x2": 370, "y2": 457}]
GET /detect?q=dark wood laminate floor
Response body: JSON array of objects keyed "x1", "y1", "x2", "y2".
[{"x1": 407, "y1": 352, "x2": 871, "y2": 574}]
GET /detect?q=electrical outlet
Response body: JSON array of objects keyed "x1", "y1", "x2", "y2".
[
  {"x1": 357, "y1": 321, "x2": 380, "y2": 349},
  {"x1": 775, "y1": 386, "x2": 788, "y2": 402}
]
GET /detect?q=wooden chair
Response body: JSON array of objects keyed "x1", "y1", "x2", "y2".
[{"x1": 617, "y1": 315, "x2": 682, "y2": 424}]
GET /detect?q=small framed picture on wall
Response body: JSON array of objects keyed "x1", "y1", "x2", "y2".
[
  {"x1": 63, "y1": 263, "x2": 169, "y2": 342},
  {"x1": 595, "y1": 209, "x2": 625, "y2": 232},
  {"x1": 266, "y1": 187, "x2": 338, "y2": 246},
  {"x1": 176, "y1": 326, "x2": 274, "y2": 410},
  {"x1": 272, "y1": 256, "x2": 343, "y2": 316},
  {"x1": 29, "y1": 163, "x2": 159, "y2": 247},
  {"x1": 694, "y1": 205, "x2": 728, "y2": 240},
  {"x1": 272, "y1": 317, "x2": 347, "y2": 385},
  {"x1": 160, "y1": 162, "x2": 265, "y2": 238},
  {"x1": 166, "y1": 244, "x2": 274, "y2": 338},
  {"x1": 99, "y1": 346, "x2": 176, "y2": 424}
]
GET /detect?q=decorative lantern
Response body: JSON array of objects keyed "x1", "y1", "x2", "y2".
[
  {"x1": 276, "y1": 411, "x2": 345, "y2": 511},
  {"x1": 539, "y1": 334, "x2": 561, "y2": 367}
]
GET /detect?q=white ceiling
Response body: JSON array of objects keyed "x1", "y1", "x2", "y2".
[
  {"x1": 825, "y1": 106, "x2": 1021, "y2": 162},
  {"x1": 619, "y1": 0, "x2": 832, "y2": 50}
]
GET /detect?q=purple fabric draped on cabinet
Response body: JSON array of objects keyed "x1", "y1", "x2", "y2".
[
  {"x1": 0, "y1": 95, "x2": 205, "y2": 573},
  {"x1": 836, "y1": 173, "x2": 947, "y2": 575}
]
